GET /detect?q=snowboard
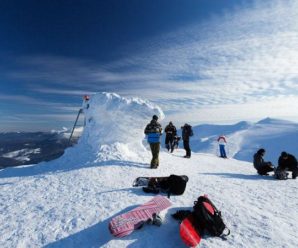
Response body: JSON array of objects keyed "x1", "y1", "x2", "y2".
[
  {"x1": 133, "y1": 175, "x2": 188, "y2": 187},
  {"x1": 109, "y1": 195, "x2": 172, "y2": 237},
  {"x1": 180, "y1": 214, "x2": 201, "y2": 247},
  {"x1": 132, "y1": 176, "x2": 168, "y2": 187}
]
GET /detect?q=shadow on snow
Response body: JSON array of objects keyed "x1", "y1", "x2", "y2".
[
  {"x1": 201, "y1": 172, "x2": 274, "y2": 180},
  {"x1": 0, "y1": 160, "x2": 149, "y2": 179}
]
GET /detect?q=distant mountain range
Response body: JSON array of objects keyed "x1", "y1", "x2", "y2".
[
  {"x1": 1, "y1": 117, "x2": 297, "y2": 169},
  {"x1": 0, "y1": 132, "x2": 79, "y2": 168}
]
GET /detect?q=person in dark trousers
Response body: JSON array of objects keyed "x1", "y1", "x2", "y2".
[
  {"x1": 253, "y1": 148, "x2": 275, "y2": 175},
  {"x1": 217, "y1": 134, "x2": 227, "y2": 158},
  {"x1": 144, "y1": 115, "x2": 162, "y2": 169},
  {"x1": 164, "y1": 121, "x2": 177, "y2": 153},
  {"x1": 277, "y1": 151, "x2": 298, "y2": 179},
  {"x1": 181, "y1": 123, "x2": 193, "y2": 158}
]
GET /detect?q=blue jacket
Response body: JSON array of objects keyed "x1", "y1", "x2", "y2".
[
  {"x1": 147, "y1": 132, "x2": 161, "y2": 143},
  {"x1": 144, "y1": 120, "x2": 162, "y2": 144}
]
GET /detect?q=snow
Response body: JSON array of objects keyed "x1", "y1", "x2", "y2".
[
  {"x1": 2, "y1": 148, "x2": 41, "y2": 162},
  {"x1": 189, "y1": 118, "x2": 298, "y2": 166},
  {"x1": 0, "y1": 92, "x2": 297, "y2": 248}
]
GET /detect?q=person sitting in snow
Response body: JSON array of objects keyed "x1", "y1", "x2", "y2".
[
  {"x1": 181, "y1": 123, "x2": 193, "y2": 158},
  {"x1": 253, "y1": 148, "x2": 275, "y2": 175},
  {"x1": 217, "y1": 134, "x2": 227, "y2": 158},
  {"x1": 276, "y1": 151, "x2": 298, "y2": 179},
  {"x1": 164, "y1": 121, "x2": 177, "y2": 153},
  {"x1": 144, "y1": 115, "x2": 162, "y2": 169}
]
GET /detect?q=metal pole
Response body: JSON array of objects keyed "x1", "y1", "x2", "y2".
[{"x1": 68, "y1": 108, "x2": 82, "y2": 146}]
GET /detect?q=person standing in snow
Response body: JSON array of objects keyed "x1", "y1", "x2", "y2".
[
  {"x1": 253, "y1": 148, "x2": 275, "y2": 175},
  {"x1": 144, "y1": 115, "x2": 163, "y2": 169},
  {"x1": 217, "y1": 135, "x2": 227, "y2": 158},
  {"x1": 181, "y1": 123, "x2": 193, "y2": 158},
  {"x1": 277, "y1": 151, "x2": 298, "y2": 179},
  {"x1": 164, "y1": 121, "x2": 177, "y2": 153}
]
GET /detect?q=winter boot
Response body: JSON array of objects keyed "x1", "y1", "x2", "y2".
[{"x1": 151, "y1": 213, "x2": 162, "y2": 226}]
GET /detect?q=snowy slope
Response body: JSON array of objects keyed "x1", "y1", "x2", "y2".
[
  {"x1": 188, "y1": 118, "x2": 298, "y2": 165},
  {"x1": 0, "y1": 92, "x2": 297, "y2": 248}
]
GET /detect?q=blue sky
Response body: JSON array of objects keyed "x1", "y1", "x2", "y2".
[{"x1": 1, "y1": 0, "x2": 298, "y2": 131}]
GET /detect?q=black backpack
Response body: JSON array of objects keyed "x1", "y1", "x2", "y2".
[
  {"x1": 274, "y1": 169, "x2": 288, "y2": 180},
  {"x1": 165, "y1": 174, "x2": 188, "y2": 197},
  {"x1": 193, "y1": 195, "x2": 230, "y2": 237}
]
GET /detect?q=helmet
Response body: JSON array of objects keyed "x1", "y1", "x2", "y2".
[{"x1": 152, "y1": 115, "x2": 158, "y2": 120}]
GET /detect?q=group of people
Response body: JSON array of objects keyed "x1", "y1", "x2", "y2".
[
  {"x1": 144, "y1": 115, "x2": 298, "y2": 179},
  {"x1": 253, "y1": 148, "x2": 298, "y2": 179},
  {"x1": 144, "y1": 115, "x2": 193, "y2": 168}
]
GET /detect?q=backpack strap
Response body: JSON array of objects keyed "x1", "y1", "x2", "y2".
[{"x1": 222, "y1": 227, "x2": 231, "y2": 237}]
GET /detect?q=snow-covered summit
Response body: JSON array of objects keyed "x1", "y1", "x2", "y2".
[
  {"x1": 0, "y1": 93, "x2": 298, "y2": 248},
  {"x1": 63, "y1": 92, "x2": 164, "y2": 163}
]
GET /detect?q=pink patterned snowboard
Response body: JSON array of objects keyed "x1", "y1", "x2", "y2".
[{"x1": 109, "y1": 195, "x2": 171, "y2": 237}]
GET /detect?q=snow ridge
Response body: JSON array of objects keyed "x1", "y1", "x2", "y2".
[{"x1": 63, "y1": 92, "x2": 164, "y2": 164}]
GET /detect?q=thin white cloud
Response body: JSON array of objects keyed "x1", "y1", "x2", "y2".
[
  {"x1": 32, "y1": 87, "x2": 95, "y2": 96},
  {"x1": 4, "y1": 0, "x2": 298, "y2": 127},
  {"x1": 1, "y1": 113, "x2": 78, "y2": 123},
  {"x1": 115, "y1": 0, "x2": 298, "y2": 117},
  {"x1": 0, "y1": 94, "x2": 56, "y2": 106},
  {"x1": 0, "y1": 94, "x2": 81, "y2": 113}
]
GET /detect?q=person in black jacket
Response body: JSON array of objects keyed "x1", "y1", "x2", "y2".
[
  {"x1": 277, "y1": 151, "x2": 298, "y2": 179},
  {"x1": 144, "y1": 115, "x2": 162, "y2": 169},
  {"x1": 181, "y1": 123, "x2": 193, "y2": 158},
  {"x1": 164, "y1": 121, "x2": 177, "y2": 153},
  {"x1": 253, "y1": 148, "x2": 274, "y2": 175}
]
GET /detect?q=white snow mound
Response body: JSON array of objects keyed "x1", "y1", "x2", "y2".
[{"x1": 63, "y1": 92, "x2": 164, "y2": 163}]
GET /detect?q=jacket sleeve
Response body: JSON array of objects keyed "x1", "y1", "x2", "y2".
[
  {"x1": 144, "y1": 124, "x2": 149, "y2": 135},
  {"x1": 159, "y1": 125, "x2": 163, "y2": 134},
  {"x1": 293, "y1": 156, "x2": 298, "y2": 166},
  {"x1": 278, "y1": 157, "x2": 282, "y2": 167},
  {"x1": 253, "y1": 154, "x2": 263, "y2": 169},
  {"x1": 164, "y1": 126, "x2": 168, "y2": 133}
]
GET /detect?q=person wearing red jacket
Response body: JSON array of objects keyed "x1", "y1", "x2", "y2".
[{"x1": 217, "y1": 135, "x2": 227, "y2": 158}]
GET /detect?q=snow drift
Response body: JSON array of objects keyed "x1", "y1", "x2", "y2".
[{"x1": 63, "y1": 92, "x2": 164, "y2": 163}]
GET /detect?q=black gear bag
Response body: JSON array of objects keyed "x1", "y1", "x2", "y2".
[
  {"x1": 161, "y1": 174, "x2": 188, "y2": 197},
  {"x1": 193, "y1": 195, "x2": 230, "y2": 237}
]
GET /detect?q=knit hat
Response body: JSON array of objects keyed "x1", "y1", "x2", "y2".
[
  {"x1": 258, "y1": 148, "x2": 265, "y2": 155},
  {"x1": 281, "y1": 151, "x2": 288, "y2": 158}
]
